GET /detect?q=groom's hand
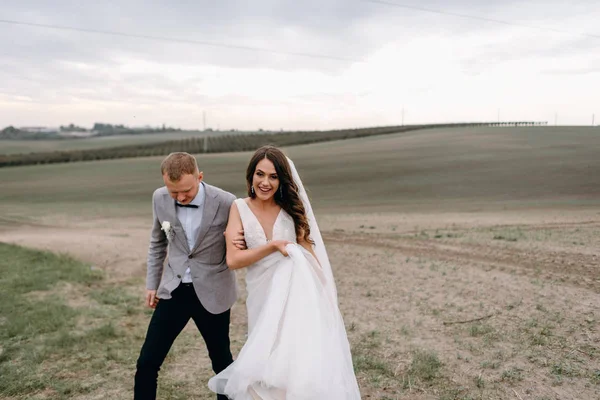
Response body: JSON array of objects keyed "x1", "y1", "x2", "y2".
[
  {"x1": 145, "y1": 290, "x2": 159, "y2": 309},
  {"x1": 228, "y1": 229, "x2": 247, "y2": 250}
]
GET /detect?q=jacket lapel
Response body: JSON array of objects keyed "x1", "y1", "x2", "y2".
[
  {"x1": 192, "y1": 183, "x2": 220, "y2": 253},
  {"x1": 163, "y1": 192, "x2": 190, "y2": 253}
]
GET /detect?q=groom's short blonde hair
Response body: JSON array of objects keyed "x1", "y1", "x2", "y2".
[{"x1": 161, "y1": 152, "x2": 199, "y2": 182}]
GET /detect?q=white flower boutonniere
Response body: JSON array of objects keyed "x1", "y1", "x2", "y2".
[{"x1": 161, "y1": 221, "x2": 174, "y2": 241}]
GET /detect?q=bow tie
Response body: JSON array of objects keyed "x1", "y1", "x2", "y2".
[{"x1": 176, "y1": 203, "x2": 199, "y2": 208}]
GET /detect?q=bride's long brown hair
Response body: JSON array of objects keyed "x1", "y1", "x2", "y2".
[{"x1": 246, "y1": 146, "x2": 312, "y2": 244}]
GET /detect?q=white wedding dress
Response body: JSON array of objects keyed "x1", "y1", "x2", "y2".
[{"x1": 208, "y1": 191, "x2": 361, "y2": 399}]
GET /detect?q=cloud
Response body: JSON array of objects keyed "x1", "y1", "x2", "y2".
[{"x1": 0, "y1": 0, "x2": 599, "y2": 129}]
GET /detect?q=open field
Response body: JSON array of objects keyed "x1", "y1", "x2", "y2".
[
  {"x1": 1, "y1": 126, "x2": 599, "y2": 399},
  {"x1": 1, "y1": 126, "x2": 598, "y2": 219},
  {"x1": 0, "y1": 130, "x2": 265, "y2": 155},
  {"x1": 0, "y1": 125, "x2": 429, "y2": 167}
]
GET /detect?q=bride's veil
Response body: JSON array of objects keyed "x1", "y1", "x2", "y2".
[{"x1": 286, "y1": 157, "x2": 338, "y2": 303}]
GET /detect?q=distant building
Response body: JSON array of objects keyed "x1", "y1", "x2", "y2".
[
  {"x1": 19, "y1": 126, "x2": 58, "y2": 133},
  {"x1": 58, "y1": 130, "x2": 94, "y2": 138}
]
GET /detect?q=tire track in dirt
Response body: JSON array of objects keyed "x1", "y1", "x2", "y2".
[{"x1": 323, "y1": 230, "x2": 600, "y2": 292}]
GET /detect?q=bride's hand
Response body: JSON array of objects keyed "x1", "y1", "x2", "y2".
[{"x1": 271, "y1": 240, "x2": 293, "y2": 256}]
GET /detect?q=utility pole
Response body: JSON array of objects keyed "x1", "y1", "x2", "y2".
[{"x1": 203, "y1": 111, "x2": 206, "y2": 131}]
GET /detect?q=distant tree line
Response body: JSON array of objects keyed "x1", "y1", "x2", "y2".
[
  {"x1": 91, "y1": 123, "x2": 181, "y2": 137},
  {"x1": 60, "y1": 123, "x2": 88, "y2": 132},
  {"x1": 0, "y1": 122, "x2": 548, "y2": 168},
  {"x1": 0, "y1": 126, "x2": 65, "y2": 140},
  {"x1": 0, "y1": 121, "x2": 553, "y2": 142},
  {"x1": 487, "y1": 122, "x2": 548, "y2": 126},
  {"x1": 0, "y1": 123, "x2": 182, "y2": 140}
]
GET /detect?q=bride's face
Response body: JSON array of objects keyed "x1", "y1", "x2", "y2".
[{"x1": 252, "y1": 158, "x2": 279, "y2": 201}]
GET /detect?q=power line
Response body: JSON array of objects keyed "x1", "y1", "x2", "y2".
[
  {"x1": 363, "y1": 0, "x2": 600, "y2": 40},
  {"x1": 0, "y1": 19, "x2": 361, "y2": 63}
]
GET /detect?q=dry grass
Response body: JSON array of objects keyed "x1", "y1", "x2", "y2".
[
  {"x1": 328, "y1": 215, "x2": 600, "y2": 399},
  {"x1": 2, "y1": 215, "x2": 599, "y2": 399}
]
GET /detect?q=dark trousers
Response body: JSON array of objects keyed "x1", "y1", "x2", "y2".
[{"x1": 134, "y1": 283, "x2": 233, "y2": 400}]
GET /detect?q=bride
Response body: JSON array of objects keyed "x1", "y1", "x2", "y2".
[{"x1": 208, "y1": 146, "x2": 361, "y2": 399}]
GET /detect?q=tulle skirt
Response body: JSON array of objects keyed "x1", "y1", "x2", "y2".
[{"x1": 208, "y1": 244, "x2": 361, "y2": 399}]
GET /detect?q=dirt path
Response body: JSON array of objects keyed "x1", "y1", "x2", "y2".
[
  {"x1": 325, "y1": 228, "x2": 600, "y2": 292},
  {"x1": 0, "y1": 217, "x2": 150, "y2": 281}
]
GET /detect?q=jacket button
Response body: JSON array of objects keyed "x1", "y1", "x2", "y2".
[
  {"x1": 188, "y1": 254, "x2": 193, "y2": 259},
  {"x1": 177, "y1": 274, "x2": 181, "y2": 278}
]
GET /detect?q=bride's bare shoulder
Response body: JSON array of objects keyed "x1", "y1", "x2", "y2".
[{"x1": 231, "y1": 198, "x2": 251, "y2": 212}]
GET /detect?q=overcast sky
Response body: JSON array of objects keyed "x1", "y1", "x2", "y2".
[{"x1": 0, "y1": 0, "x2": 598, "y2": 130}]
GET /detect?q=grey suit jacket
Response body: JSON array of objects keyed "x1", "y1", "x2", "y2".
[{"x1": 146, "y1": 182, "x2": 237, "y2": 314}]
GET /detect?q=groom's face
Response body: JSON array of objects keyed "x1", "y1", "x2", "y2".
[{"x1": 163, "y1": 171, "x2": 203, "y2": 205}]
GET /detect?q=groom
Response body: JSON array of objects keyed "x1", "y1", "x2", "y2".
[{"x1": 134, "y1": 152, "x2": 240, "y2": 400}]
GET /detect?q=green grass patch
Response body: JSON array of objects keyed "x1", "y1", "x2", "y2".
[
  {"x1": 492, "y1": 234, "x2": 519, "y2": 242},
  {"x1": 0, "y1": 242, "x2": 140, "y2": 397},
  {"x1": 500, "y1": 367, "x2": 524, "y2": 383},
  {"x1": 352, "y1": 331, "x2": 396, "y2": 389},
  {"x1": 0, "y1": 243, "x2": 102, "y2": 342},
  {"x1": 407, "y1": 349, "x2": 442, "y2": 383},
  {"x1": 469, "y1": 323, "x2": 494, "y2": 337},
  {"x1": 480, "y1": 360, "x2": 500, "y2": 369},
  {"x1": 551, "y1": 361, "x2": 578, "y2": 378},
  {"x1": 91, "y1": 286, "x2": 141, "y2": 317}
]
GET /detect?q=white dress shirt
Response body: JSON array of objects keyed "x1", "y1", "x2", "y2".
[{"x1": 176, "y1": 182, "x2": 205, "y2": 283}]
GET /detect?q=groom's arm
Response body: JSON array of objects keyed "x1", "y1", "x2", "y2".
[
  {"x1": 223, "y1": 195, "x2": 247, "y2": 250},
  {"x1": 147, "y1": 191, "x2": 168, "y2": 291}
]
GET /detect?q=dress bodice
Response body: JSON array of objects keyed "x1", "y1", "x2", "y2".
[{"x1": 235, "y1": 198, "x2": 297, "y2": 250}]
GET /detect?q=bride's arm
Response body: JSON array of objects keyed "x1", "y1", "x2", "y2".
[{"x1": 225, "y1": 203, "x2": 288, "y2": 270}]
